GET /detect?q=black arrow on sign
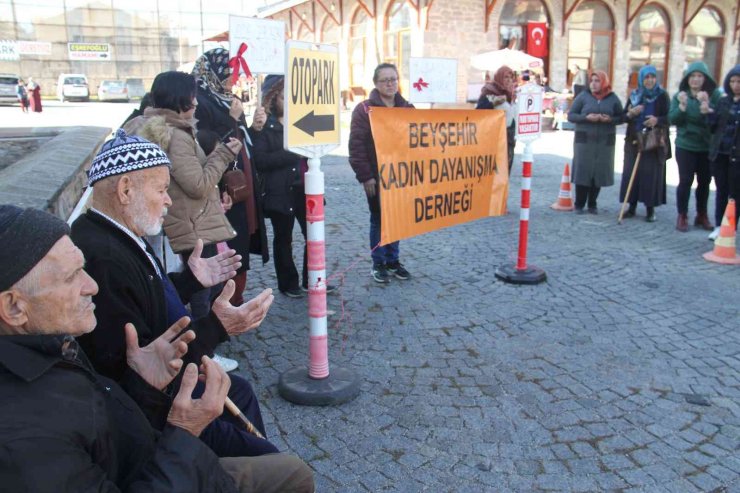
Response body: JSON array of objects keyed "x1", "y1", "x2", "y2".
[{"x1": 294, "y1": 110, "x2": 335, "y2": 137}]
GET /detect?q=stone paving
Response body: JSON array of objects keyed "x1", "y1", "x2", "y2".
[{"x1": 222, "y1": 130, "x2": 739, "y2": 492}]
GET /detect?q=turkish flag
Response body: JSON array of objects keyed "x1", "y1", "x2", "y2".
[{"x1": 527, "y1": 22, "x2": 548, "y2": 58}]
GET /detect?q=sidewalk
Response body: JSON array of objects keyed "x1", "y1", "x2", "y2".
[{"x1": 223, "y1": 130, "x2": 740, "y2": 492}]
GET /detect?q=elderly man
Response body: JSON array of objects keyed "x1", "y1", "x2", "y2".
[
  {"x1": 71, "y1": 130, "x2": 278, "y2": 458},
  {"x1": 0, "y1": 205, "x2": 313, "y2": 492}
]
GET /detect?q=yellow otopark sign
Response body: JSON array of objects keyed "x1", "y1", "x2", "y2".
[{"x1": 284, "y1": 41, "x2": 340, "y2": 158}]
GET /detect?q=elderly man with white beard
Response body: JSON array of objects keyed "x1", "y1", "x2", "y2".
[{"x1": 70, "y1": 130, "x2": 312, "y2": 480}]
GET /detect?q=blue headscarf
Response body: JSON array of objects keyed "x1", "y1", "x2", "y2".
[{"x1": 630, "y1": 65, "x2": 664, "y2": 106}]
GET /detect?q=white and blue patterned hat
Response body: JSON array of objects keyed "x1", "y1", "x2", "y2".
[{"x1": 87, "y1": 129, "x2": 171, "y2": 186}]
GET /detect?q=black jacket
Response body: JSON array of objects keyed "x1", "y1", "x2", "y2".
[
  {"x1": 707, "y1": 65, "x2": 740, "y2": 163},
  {"x1": 0, "y1": 334, "x2": 237, "y2": 492},
  {"x1": 194, "y1": 88, "x2": 269, "y2": 266},
  {"x1": 251, "y1": 115, "x2": 304, "y2": 216},
  {"x1": 71, "y1": 210, "x2": 228, "y2": 383}
]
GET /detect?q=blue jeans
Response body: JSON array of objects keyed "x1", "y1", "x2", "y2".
[{"x1": 367, "y1": 192, "x2": 399, "y2": 265}]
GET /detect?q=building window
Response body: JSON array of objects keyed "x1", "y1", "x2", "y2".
[
  {"x1": 349, "y1": 8, "x2": 371, "y2": 88},
  {"x1": 567, "y1": 0, "x2": 614, "y2": 84},
  {"x1": 685, "y1": 7, "x2": 724, "y2": 82},
  {"x1": 628, "y1": 5, "x2": 670, "y2": 93},
  {"x1": 384, "y1": 0, "x2": 412, "y2": 95},
  {"x1": 497, "y1": 0, "x2": 550, "y2": 75}
]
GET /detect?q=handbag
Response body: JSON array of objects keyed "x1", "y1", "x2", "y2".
[
  {"x1": 636, "y1": 127, "x2": 665, "y2": 152},
  {"x1": 223, "y1": 161, "x2": 250, "y2": 204}
]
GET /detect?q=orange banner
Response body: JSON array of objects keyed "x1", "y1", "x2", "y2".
[{"x1": 369, "y1": 107, "x2": 508, "y2": 245}]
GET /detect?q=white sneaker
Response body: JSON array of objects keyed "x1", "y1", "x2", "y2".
[
  {"x1": 708, "y1": 227, "x2": 720, "y2": 241},
  {"x1": 213, "y1": 353, "x2": 239, "y2": 372}
]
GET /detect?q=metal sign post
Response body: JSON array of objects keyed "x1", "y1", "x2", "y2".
[
  {"x1": 278, "y1": 41, "x2": 359, "y2": 406},
  {"x1": 495, "y1": 83, "x2": 547, "y2": 285}
]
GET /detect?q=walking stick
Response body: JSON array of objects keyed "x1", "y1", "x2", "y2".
[
  {"x1": 618, "y1": 151, "x2": 642, "y2": 224},
  {"x1": 225, "y1": 397, "x2": 266, "y2": 439}
]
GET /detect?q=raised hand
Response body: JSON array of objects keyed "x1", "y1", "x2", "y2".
[
  {"x1": 167, "y1": 356, "x2": 231, "y2": 436},
  {"x1": 125, "y1": 317, "x2": 194, "y2": 390},
  {"x1": 188, "y1": 239, "x2": 241, "y2": 288},
  {"x1": 212, "y1": 281, "x2": 274, "y2": 336},
  {"x1": 251, "y1": 106, "x2": 267, "y2": 132},
  {"x1": 229, "y1": 98, "x2": 244, "y2": 121},
  {"x1": 225, "y1": 137, "x2": 243, "y2": 155}
]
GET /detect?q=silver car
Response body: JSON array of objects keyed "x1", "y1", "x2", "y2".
[{"x1": 0, "y1": 74, "x2": 20, "y2": 105}]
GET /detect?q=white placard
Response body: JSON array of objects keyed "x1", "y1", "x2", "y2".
[
  {"x1": 0, "y1": 40, "x2": 19, "y2": 61},
  {"x1": 516, "y1": 83, "x2": 543, "y2": 142},
  {"x1": 229, "y1": 16, "x2": 285, "y2": 75},
  {"x1": 408, "y1": 57, "x2": 457, "y2": 104}
]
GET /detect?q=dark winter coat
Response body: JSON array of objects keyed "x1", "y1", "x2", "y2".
[
  {"x1": 620, "y1": 90, "x2": 671, "y2": 207},
  {"x1": 0, "y1": 334, "x2": 237, "y2": 492},
  {"x1": 251, "y1": 115, "x2": 304, "y2": 217},
  {"x1": 708, "y1": 65, "x2": 740, "y2": 164},
  {"x1": 195, "y1": 88, "x2": 269, "y2": 269},
  {"x1": 71, "y1": 210, "x2": 229, "y2": 383},
  {"x1": 568, "y1": 90, "x2": 624, "y2": 187},
  {"x1": 668, "y1": 61, "x2": 721, "y2": 153},
  {"x1": 348, "y1": 89, "x2": 414, "y2": 184}
]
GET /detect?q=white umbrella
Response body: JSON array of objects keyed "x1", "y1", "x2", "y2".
[{"x1": 470, "y1": 48, "x2": 544, "y2": 73}]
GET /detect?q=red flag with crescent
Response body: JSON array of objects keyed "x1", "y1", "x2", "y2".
[{"x1": 527, "y1": 22, "x2": 548, "y2": 58}]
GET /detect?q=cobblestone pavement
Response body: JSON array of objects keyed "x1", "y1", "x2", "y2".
[{"x1": 222, "y1": 130, "x2": 739, "y2": 492}]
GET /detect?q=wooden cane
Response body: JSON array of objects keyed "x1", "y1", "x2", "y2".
[
  {"x1": 225, "y1": 397, "x2": 265, "y2": 439},
  {"x1": 618, "y1": 151, "x2": 642, "y2": 224}
]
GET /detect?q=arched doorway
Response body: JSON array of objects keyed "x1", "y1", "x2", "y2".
[
  {"x1": 627, "y1": 4, "x2": 670, "y2": 94},
  {"x1": 685, "y1": 7, "x2": 724, "y2": 82},
  {"x1": 496, "y1": 0, "x2": 551, "y2": 77},
  {"x1": 349, "y1": 8, "x2": 372, "y2": 89},
  {"x1": 320, "y1": 16, "x2": 339, "y2": 44},
  {"x1": 384, "y1": 0, "x2": 413, "y2": 96},
  {"x1": 567, "y1": 0, "x2": 615, "y2": 86}
]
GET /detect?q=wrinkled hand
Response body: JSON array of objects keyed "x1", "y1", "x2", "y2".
[
  {"x1": 586, "y1": 113, "x2": 601, "y2": 122},
  {"x1": 167, "y1": 356, "x2": 230, "y2": 437},
  {"x1": 221, "y1": 191, "x2": 233, "y2": 212},
  {"x1": 363, "y1": 178, "x2": 377, "y2": 198},
  {"x1": 229, "y1": 98, "x2": 244, "y2": 121},
  {"x1": 212, "y1": 282, "x2": 274, "y2": 336},
  {"x1": 643, "y1": 116, "x2": 658, "y2": 128},
  {"x1": 251, "y1": 106, "x2": 267, "y2": 132},
  {"x1": 125, "y1": 317, "x2": 194, "y2": 390},
  {"x1": 188, "y1": 239, "x2": 241, "y2": 288},
  {"x1": 224, "y1": 137, "x2": 243, "y2": 156}
]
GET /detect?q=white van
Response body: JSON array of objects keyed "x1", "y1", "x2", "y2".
[{"x1": 57, "y1": 74, "x2": 89, "y2": 102}]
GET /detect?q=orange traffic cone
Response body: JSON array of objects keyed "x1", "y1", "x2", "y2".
[
  {"x1": 551, "y1": 163, "x2": 574, "y2": 211},
  {"x1": 703, "y1": 199, "x2": 740, "y2": 265}
]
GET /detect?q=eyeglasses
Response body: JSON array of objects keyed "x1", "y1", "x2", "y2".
[{"x1": 377, "y1": 78, "x2": 398, "y2": 85}]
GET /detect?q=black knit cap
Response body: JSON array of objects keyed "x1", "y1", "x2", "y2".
[{"x1": 0, "y1": 205, "x2": 70, "y2": 292}]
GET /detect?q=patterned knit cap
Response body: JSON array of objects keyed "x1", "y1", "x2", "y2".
[{"x1": 87, "y1": 129, "x2": 171, "y2": 186}]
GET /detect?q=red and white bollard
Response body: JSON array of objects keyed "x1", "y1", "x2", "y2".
[
  {"x1": 495, "y1": 141, "x2": 547, "y2": 284},
  {"x1": 278, "y1": 157, "x2": 360, "y2": 405}
]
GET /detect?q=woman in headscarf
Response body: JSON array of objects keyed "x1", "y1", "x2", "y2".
[
  {"x1": 568, "y1": 71, "x2": 624, "y2": 214},
  {"x1": 619, "y1": 65, "x2": 671, "y2": 222},
  {"x1": 476, "y1": 65, "x2": 517, "y2": 173},
  {"x1": 191, "y1": 48, "x2": 269, "y2": 306}
]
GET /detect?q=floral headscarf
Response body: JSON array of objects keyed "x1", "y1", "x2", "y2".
[
  {"x1": 481, "y1": 65, "x2": 516, "y2": 103},
  {"x1": 590, "y1": 71, "x2": 612, "y2": 101},
  {"x1": 191, "y1": 48, "x2": 233, "y2": 108}
]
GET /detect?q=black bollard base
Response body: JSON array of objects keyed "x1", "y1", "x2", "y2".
[
  {"x1": 278, "y1": 366, "x2": 360, "y2": 406},
  {"x1": 495, "y1": 263, "x2": 547, "y2": 285}
]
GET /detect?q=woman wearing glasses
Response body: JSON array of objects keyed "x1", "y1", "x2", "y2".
[{"x1": 349, "y1": 63, "x2": 414, "y2": 284}]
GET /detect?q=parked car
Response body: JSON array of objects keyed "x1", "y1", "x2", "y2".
[
  {"x1": 0, "y1": 74, "x2": 20, "y2": 105},
  {"x1": 97, "y1": 80, "x2": 129, "y2": 102},
  {"x1": 57, "y1": 74, "x2": 89, "y2": 102},
  {"x1": 125, "y1": 78, "x2": 146, "y2": 99}
]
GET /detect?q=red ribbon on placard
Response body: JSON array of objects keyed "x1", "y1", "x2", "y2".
[
  {"x1": 412, "y1": 78, "x2": 429, "y2": 92},
  {"x1": 228, "y1": 42, "x2": 252, "y2": 83}
]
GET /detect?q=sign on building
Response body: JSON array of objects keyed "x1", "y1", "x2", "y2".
[
  {"x1": 284, "y1": 41, "x2": 340, "y2": 159},
  {"x1": 408, "y1": 57, "x2": 458, "y2": 104},
  {"x1": 19, "y1": 41, "x2": 52, "y2": 56},
  {"x1": 516, "y1": 83, "x2": 543, "y2": 142},
  {"x1": 229, "y1": 16, "x2": 285, "y2": 75},
  {"x1": 0, "y1": 40, "x2": 19, "y2": 61},
  {"x1": 68, "y1": 43, "x2": 111, "y2": 61}
]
